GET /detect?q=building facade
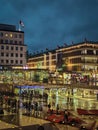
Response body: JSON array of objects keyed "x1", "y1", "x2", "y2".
[
  {"x1": 0, "y1": 24, "x2": 26, "y2": 69},
  {"x1": 27, "y1": 41, "x2": 98, "y2": 73}
]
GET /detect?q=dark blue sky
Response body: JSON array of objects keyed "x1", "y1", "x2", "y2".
[{"x1": 0, "y1": 0, "x2": 98, "y2": 52}]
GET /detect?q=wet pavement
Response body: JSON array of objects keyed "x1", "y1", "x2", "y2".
[{"x1": 0, "y1": 92, "x2": 98, "y2": 130}]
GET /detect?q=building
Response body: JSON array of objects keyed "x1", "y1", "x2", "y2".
[
  {"x1": 0, "y1": 24, "x2": 27, "y2": 69},
  {"x1": 27, "y1": 41, "x2": 98, "y2": 73}
]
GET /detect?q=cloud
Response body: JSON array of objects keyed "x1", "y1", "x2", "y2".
[{"x1": 0, "y1": 0, "x2": 98, "y2": 52}]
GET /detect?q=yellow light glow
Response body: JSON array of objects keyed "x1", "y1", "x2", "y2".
[
  {"x1": 5, "y1": 33, "x2": 8, "y2": 37},
  {"x1": 10, "y1": 34, "x2": 13, "y2": 37}
]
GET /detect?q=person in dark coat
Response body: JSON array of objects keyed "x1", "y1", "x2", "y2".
[{"x1": 64, "y1": 110, "x2": 69, "y2": 123}]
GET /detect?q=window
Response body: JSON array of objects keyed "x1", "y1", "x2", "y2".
[
  {"x1": 16, "y1": 47, "x2": 18, "y2": 50},
  {"x1": 11, "y1": 46, "x2": 14, "y2": 50},
  {"x1": 20, "y1": 60, "x2": 23, "y2": 64},
  {"x1": 10, "y1": 34, "x2": 13, "y2": 37},
  {"x1": 15, "y1": 34, "x2": 17, "y2": 38},
  {"x1": 15, "y1": 41, "x2": 17, "y2": 44},
  {"x1": 19, "y1": 34, "x2": 22, "y2": 38},
  {"x1": 16, "y1": 53, "x2": 18, "y2": 57},
  {"x1": 10, "y1": 40, "x2": 13, "y2": 44},
  {"x1": 5, "y1": 40, "x2": 8, "y2": 43},
  {"x1": 20, "y1": 54, "x2": 23, "y2": 57},
  {"x1": 1, "y1": 59, "x2": 4, "y2": 63},
  {"x1": 20, "y1": 47, "x2": 23, "y2": 51},
  {"x1": 5, "y1": 33, "x2": 8, "y2": 37},
  {"x1": 6, "y1": 53, "x2": 9, "y2": 57},
  {"x1": 1, "y1": 52, "x2": 4, "y2": 56},
  {"x1": 1, "y1": 45, "x2": 4, "y2": 49},
  {"x1": 19, "y1": 41, "x2": 22, "y2": 44},
  {"x1": 93, "y1": 50, "x2": 96, "y2": 55},
  {"x1": 0, "y1": 32, "x2": 3, "y2": 37},
  {"x1": 11, "y1": 53, "x2": 14, "y2": 57},
  {"x1": 6, "y1": 60, "x2": 9, "y2": 63},
  {"x1": 6, "y1": 46, "x2": 9, "y2": 50},
  {"x1": 1, "y1": 39, "x2": 3, "y2": 43},
  {"x1": 15, "y1": 60, "x2": 18, "y2": 64},
  {"x1": 87, "y1": 50, "x2": 93, "y2": 55},
  {"x1": 11, "y1": 60, "x2": 13, "y2": 64}
]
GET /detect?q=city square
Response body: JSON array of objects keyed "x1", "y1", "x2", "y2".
[{"x1": 0, "y1": 0, "x2": 98, "y2": 130}]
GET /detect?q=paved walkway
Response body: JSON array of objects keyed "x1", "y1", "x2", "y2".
[{"x1": 0, "y1": 94, "x2": 98, "y2": 130}]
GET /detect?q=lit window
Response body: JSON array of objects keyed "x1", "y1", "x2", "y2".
[
  {"x1": 93, "y1": 50, "x2": 96, "y2": 55},
  {"x1": 5, "y1": 33, "x2": 8, "y2": 37},
  {"x1": 10, "y1": 34, "x2": 13, "y2": 37}
]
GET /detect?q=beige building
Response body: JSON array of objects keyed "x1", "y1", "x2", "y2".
[
  {"x1": 27, "y1": 41, "x2": 98, "y2": 73},
  {"x1": 0, "y1": 24, "x2": 27, "y2": 69}
]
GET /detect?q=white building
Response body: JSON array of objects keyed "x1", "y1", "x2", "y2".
[{"x1": 0, "y1": 24, "x2": 27, "y2": 69}]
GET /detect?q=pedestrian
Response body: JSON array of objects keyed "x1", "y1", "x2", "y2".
[
  {"x1": 64, "y1": 110, "x2": 69, "y2": 123},
  {"x1": 47, "y1": 103, "x2": 51, "y2": 109},
  {"x1": 56, "y1": 104, "x2": 59, "y2": 114}
]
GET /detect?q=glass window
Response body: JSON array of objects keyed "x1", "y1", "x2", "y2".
[
  {"x1": 16, "y1": 53, "x2": 18, "y2": 57},
  {"x1": 1, "y1": 59, "x2": 4, "y2": 63},
  {"x1": 19, "y1": 41, "x2": 22, "y2": 44},
  {"x1": 1, "y1": 39, "x2": 3, "y2": 43},
  {"x1": 5, "y1": 40, "x2": 8, "y2": 43},
  {"x1": 5, "y1": 33, "x2": 8, "y2": 37},
  {"x1": 20, "y1": 47, "x2": 23, "y2": 51},
  {"x1": 10, "y1": 40, "x2": 13, "y2": 44},
  {"x1": 6, "y1": 60, "x2": 9, "y2": 63},
  {"x1": 15, "y1": 34, "x2": 17, "y2": 38},
  {"x1": 10, "y1": 34, "x2": 13, "y2": 37},
  {"x1": 19, "y1": 34, "x2": 22, "y2": 38},
  {"x1": 15, "y1": 41, "x2": 17, "y2": 44},
  {"x1": 11, "y1": 60, "x2": 13, "y2": 63},
  {"x1": 20, "y1": 54, "x2": 23, "y2": 57},
  {"x1": 0, "y1": 32, "x2": 3, "y2": 37},
  {"x1": 6, "y1": 53, "x2": 9, "y2": 57},
  {"x1": 1, "y1": 52, "x2": 4, "y2": 56},
  {"x1": 1, "y1": 45, "x2": 4, "y2": 49},
  {"x1": 15, "y1": 60, "x2": 18, "y2": 64},
  {"x1": 20, "y1": 60, "x2": 23, "y2": 64},
  {"x1": 6, "y1": 46, "x2": 9, "y2": 50},
  {"x1": 16, "y1": 47, "x2": 18, "y2": 50},
  {"x1": 11, "y1": 53, "x2": 14, "y2": 57},
  {"x1": 11, "y1": 46, "x2": 14, "y2": 50}
]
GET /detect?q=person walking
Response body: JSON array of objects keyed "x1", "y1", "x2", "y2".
[
  {"x1": 64, "y1": 110, "x2": 69, "y2": 123},
  {"x1": 56, "y1": 104, "x2": 59, "y2": 114}
]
